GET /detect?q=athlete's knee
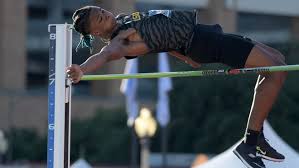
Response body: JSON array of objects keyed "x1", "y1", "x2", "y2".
[
  {"x1": 274, "y1": 51, "x2": 287, "y2": 82},
  {"x1": 270, "y1": 49, "x2": 286, "y2": 66},
  {"x1": 255, "y1": 72, "x2": 286, "y2": 92},
  {"x1": 275, "y1": 71, "x2": 287, "y2": 84},
  {"x1": 262, "y1": 71, "x2": 287, "y2": 87},
  {"x1": 272, "y1": 53, "x2": 287, "y2": 84}
]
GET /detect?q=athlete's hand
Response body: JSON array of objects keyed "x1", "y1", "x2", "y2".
[{"x1": 66, "y1": 64, "x2": 83, "y2": 84}]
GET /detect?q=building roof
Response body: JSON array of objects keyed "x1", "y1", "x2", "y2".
[{"x1": 137, "y1": 0, "x2": 299, "y2": 16}]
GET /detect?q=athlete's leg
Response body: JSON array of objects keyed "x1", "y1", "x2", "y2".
[
  {"x1": 234, "y1": 43, "x2": 287, "y2": 168},
  {"x1": 244, "y1": 43, "x2": 287, "y2": 132}
]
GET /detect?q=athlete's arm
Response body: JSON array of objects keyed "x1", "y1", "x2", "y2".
[
  {"x1": 168, "y1": 50, "x2": 201, "y2": 68},
  {"x1": 67, "y1": 45, "x2": 118, "y2": 83},
  {"x1": 78, "y1": 39, "x2": 150, "y2": 73},
  {"x1": 67, "y1": 28, "x2": 150, "y2": 83}
]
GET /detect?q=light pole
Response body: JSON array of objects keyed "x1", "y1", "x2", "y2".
[{"x1": 134, "y1": 108, "x2": 157, "y2": 168}]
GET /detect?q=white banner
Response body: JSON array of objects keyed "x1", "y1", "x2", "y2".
[
  {"x1": 156, "y1": 52, "x2": 172, "y2": 127},
  {"x1": 120, "y1": 58, "x2": 139, "y2": 127}
]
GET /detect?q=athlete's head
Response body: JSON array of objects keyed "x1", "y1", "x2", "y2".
[
  {"x1": 72, "y1": 6, "x2": 117, "y2": 51},
  {"x1": 73, "y1": 6, "x2": 117, "y2": 38}
]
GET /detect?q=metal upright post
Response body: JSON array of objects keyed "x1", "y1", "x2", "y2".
[{"x1": 48, "y1": 24, "x2": 72, "y2": 168}]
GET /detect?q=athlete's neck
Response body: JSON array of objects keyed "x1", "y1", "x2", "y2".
[{"x1": 108, "y1": 23, "x2": 121, "y2": 39}]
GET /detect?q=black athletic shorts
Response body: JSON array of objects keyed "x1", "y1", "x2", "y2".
[{"x1": 186, "y1": 24, "x2": 255, "y2": 68}]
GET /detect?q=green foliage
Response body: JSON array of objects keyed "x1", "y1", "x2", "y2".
[
  {"x1": 4, "y1": 108, "x2": 130, "y2": 165},
  {"x1": 6, "y1": 128, "x2": 46, "y2": 161},
  {"x1": 70, "y1": 108, "x2": 130, "y2": 165},
  {"x1": 164, "y1": 74, "x2": 255, "y2": 153}
]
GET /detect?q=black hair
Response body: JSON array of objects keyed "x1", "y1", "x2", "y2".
[{"x1": 72, "y1": 6, "x2": 94, "y2": 52}]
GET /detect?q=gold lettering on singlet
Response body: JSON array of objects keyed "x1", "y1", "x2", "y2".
[{"x1": 132, "y1": 12, "x2": 141, "y2": 21}]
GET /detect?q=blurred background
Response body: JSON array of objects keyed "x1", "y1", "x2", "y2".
[{"x1": 0, "y1": 0, "x2": 299, "y2": 167}]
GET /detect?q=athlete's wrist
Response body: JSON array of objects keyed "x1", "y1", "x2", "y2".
[{"x1": 79, "y1": 64, "x2": 89, "y2": 74}]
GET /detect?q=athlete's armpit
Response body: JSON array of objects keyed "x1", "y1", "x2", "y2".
[{"x1": 124, "y1": 41, "x2": 151, "y2": 56}]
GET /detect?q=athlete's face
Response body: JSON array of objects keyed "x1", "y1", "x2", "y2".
[{"x1": 88, "y1": 7, "x2": 117, "y2": 39}]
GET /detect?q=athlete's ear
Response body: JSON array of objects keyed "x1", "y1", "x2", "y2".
[{"x1": 117, "y1": 28, "x2": 136, "y2": 39}]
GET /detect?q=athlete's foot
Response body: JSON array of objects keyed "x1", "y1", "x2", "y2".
[
  {"x1": 233, "y1": 141, "x2": 265, "y2": 168},
  {"x1": 257, "y1": 137, "x2": 285, "y2": 162}
]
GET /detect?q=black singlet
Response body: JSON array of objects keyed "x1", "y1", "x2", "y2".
[{"x1": 111, "y1": 10, "x2": 196, "y2": 59}]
